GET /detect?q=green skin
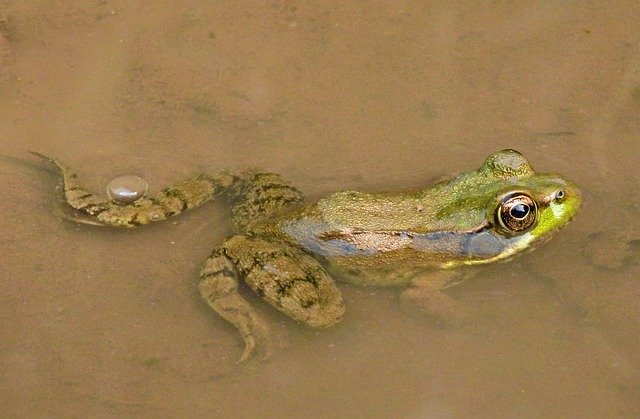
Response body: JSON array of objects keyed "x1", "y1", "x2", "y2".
[{"x1": 33, "y1": 149, "x2": 580, "y2": 361}]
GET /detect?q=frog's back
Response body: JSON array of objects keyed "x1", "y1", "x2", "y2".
[{"x1": 258, "y1": 149, "x2": 580, "y2": 286}]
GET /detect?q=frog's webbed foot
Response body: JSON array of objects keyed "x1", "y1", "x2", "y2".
[
  {"x1": 31, "y1": 151, "x2": 239, "y2": 228},
  {"x1": 200, "y1": 236, "x2": 345, "y2": 361},
  {"x1": 401, "y1": 271, "x2": 470, "y2": 327},
  {"x1": 199, "y1": 246, "x2": 273, "y2": 362},
  {"x1": 30, "y1": 151, "x2": 115, "y2": 216}
]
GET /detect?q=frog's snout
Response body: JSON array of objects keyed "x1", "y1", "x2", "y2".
[
  {"x1": 563, "y1": 181, "x2": 581, "y2": 216},
  {"x1": 547, "y1": 179, "x2": 581, "y2": 225}
]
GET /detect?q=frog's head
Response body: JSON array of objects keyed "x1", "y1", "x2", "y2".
[
  {"x1": 430, "y1": 149, "x2": 580, "y2": 265},
  {"x1": 472, "y1": 149, "x2": 581, "y2": 260}
]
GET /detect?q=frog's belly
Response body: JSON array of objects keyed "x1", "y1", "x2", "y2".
[{"x1": 321, "y1": 249, "x2": 454, "y2": 286}]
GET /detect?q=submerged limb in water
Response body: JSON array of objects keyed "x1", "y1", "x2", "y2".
[{"x1": 30, "y1": 151, "x2": 240, "y2": 227}]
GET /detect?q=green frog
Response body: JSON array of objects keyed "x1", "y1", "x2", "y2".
[{"x1": 33, "y1": 149, "x2": 580, "y2": 361}]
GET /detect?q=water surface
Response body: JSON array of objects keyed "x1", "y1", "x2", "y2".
[{"x1": 1, "y1": 2, "x2": 639, "y2": 417}]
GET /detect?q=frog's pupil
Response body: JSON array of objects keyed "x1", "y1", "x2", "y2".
[{"x1": 510, "y1": 203, "x2": 529, "y2": 219}]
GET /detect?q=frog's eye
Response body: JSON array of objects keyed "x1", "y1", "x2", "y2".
[{"x1": 495, "y1": 192, "x2": 538, "y2": 234}]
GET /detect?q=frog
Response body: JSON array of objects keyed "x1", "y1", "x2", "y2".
[{"x1": 32, "y1": 149, "x2": 581, "y2": 361}]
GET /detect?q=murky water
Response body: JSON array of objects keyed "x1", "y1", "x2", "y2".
[{"x1": 1, "y1": 2, "x2": 639, "y2": 417}]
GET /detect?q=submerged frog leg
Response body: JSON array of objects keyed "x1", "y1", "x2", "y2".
[
  {"x1": 31, "y1": 151, "x2": 239, "y2": 228},
  {"x1": 222, "y1": 235, "x2": 345, "y2": 328},
  {"x1": 200, "y1": 235, "x2": 344, "y2": 361},
  {"x1": 199, "y1": 245, "x2": 273, "y2": 362},
  {"x1": 401, "y1": 271, "x2": 470, "y2": 326}
]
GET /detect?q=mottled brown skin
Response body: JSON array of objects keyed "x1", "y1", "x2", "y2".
[
  {"x1": 33, "y1": 150, "x2": 580, "y2": 362},
  {"x1": 33, "y1": 152, "x2": 344, "y2": 361},
  {"x1": 30, "y1": 152, "x2": 238, "y2": 227},
  {"x1": 196, "y1": 173, "x2": 344, "y2": 361}
]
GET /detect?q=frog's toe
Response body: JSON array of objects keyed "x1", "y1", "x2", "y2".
[
  {"x1": 237, "y1": 322, "x2": 273, "y2": 363},
  {"x1": 238, "y1": 338, "x2": 256, "y2": 363}
]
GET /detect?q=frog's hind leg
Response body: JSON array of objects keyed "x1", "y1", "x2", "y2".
[
  {"x1": 223, "y1": 235, "x2": 345, "y2": 328},
  {"x1": 199, "y1": 235, "x2": 344, "y2": 361},
  {"x1": 31, "y1": 151, "x2": 239, "y2": 228},
  {"x1": 30, "y1": 151, "x2": 115, "y2": 220},
  {"x1": 230, "y1": 172, "x2": 304, "y2": 232},
  {"x1": 199, "y1": 244, "x2": 273, "y2": 362}
]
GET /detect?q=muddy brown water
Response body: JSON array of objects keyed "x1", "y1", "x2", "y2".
[{"x1": 1, "y1": 2, "x2": 639, "y2": 417}]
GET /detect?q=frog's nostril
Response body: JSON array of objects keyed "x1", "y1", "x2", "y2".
[{"x1": 553, "y1": 189, "x2": 566, "y2": 202}]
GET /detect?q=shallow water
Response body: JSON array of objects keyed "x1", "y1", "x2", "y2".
[{"x1": 1, "y1": 2, "x2": 639, "y2": 417}]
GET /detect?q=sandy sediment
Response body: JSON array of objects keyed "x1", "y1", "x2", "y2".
[{"x1": 0, "y1": 17, "x2": 9, "y2": 57}]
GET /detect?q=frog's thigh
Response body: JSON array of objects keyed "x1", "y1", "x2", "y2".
[
  {"x1": 401, "y1": 271, "x2": 469, "y2": 326},
  {"x1": 223, "y1": 235, "x2": 345, "y2": 328},
  {"x1": 198, "y1": 245, "x2": 272, "y2": 362}
]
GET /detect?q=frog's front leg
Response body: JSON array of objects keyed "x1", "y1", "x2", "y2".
[
  {"x1": 401, "y1": 271, "x2": 470, "y2": 326},
  {"x1": 199, "y1": 235, "x2": 345, "y2": 361}
]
